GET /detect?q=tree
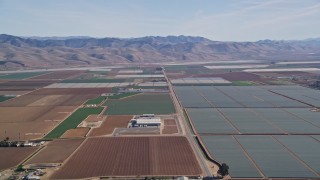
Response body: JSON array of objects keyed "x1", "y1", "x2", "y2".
[
  {"x1": 10, "y1": 141, "x2": 18, "y2": 147},
  {"x1": 15, "y1": 164, "x2": 25, "y2": 172},
  {"x1": 219, "y1": 163, "x2": 229, "y2": 176}
]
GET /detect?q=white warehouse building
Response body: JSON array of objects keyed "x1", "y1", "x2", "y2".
[{"x1": 130, "y1": 117, "x2": 161, "y2": 127}]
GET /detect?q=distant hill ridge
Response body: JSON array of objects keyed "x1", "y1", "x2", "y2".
[{"x1": 0, "y1": 34, "x2": 320, "y2": 69}]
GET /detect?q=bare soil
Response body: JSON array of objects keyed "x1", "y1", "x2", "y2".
[
  {"x1": 51, "y1": 136, "x2": 202, "y2": 179},
  {"x1": 0, "y1": 80, "x2": 56, "y2": 90},
  {"x1": 164, "y1": 119, "x2": 176, "y2": 126},
  {"x1": 26, "y1": 139, "x2": 84, "y2": 164},
  {"x1": 0, "y1": 147, "x2": 38, "y2": 170},
  {"x1": 30, "y1": 71, "x2": 85, "y2": 80},
  {"x1": 0, "y1": 94, "x2": 98, "y2": 107},
  {"x1": 88, "y1": 115, "x2": 132, "y2": 136},
  {"x1": 0, "y1": 106, "x2": 76, "y2": 140},
  {"x1": 61, "y1": 127, "x2": 90, "y2": 138},
  {"x1": 85, "y1": 115, "x2": 106, "y2": 122},
  {"x1": 162, "y1": 126, "x2": 179, "y2": 134}
]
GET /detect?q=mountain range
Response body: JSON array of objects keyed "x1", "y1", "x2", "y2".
[{"x1": 0, "y1": 34, "x2": 320, "y2": 70}]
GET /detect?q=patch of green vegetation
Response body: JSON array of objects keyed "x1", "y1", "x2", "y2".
[
  {"x1": 0, "y1": 95, "x2": 14, "y2": 102},
  {"x1": 0, "y1": 72, "x2": 48, "y2": 79},
  {"x1": 111, "y1": 87, "x2": 120, "y2": 93},
  {"x1": 183, "y1": 109, "x2": 196, "y2": 135},
  {"x1": 129, "y1": 86, "x2": 169, "y2": 89},
  {"x1": 232, "y1": 81, "x2": 254, "y2": 86},
  {"x1": 105, "y1": 93, "x2": 175, "y2": 115},
  {"x1": 108, "y1": 92, "x2": 139, "y2": 99},
  {"x1": 119, "y1": 67, "x2": 140, "y2": 70},
  {"x1": 88, "y1": 71, "x2": 109, "y2": 75},
  {"x1": 44, "y1": 107, "x2": 103, "y2": 139},
  {"x1": 61, "y1": 79, "x2": 126, "y2": 83},
  {"x1": 85, "y1": 96, "x2": 107, "y2": 105},
  {"x1": 15, "y1": 164, "x2": 25, "y2": 172},
  {"x1": 268, "y1": 80, "x2": 295, "y2": 85}
]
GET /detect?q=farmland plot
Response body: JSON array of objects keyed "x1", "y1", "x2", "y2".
[
  {"x1": 105, "y1": 93, "x2": 175, "y2": 115},
  {"x1": 51, "y1": 136, "x2": 202, "y2": 179}
]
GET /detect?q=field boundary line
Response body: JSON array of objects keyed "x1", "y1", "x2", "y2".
[
  {"x1": 51, "y1": 138, "x2": 87, "y2": 174},
  {"x1": 311, "y1": 136, "x2": 320, "y2": 143},
  {"x1": 99, "y1": 106, "x2": 108, "y2": 116},
  {"x1": 26, "y1": 72, "x2": 53, "y2": 80},
  {"x1": 213, "y1": 86, "x2": 245, "y2": 107},
  {"x1": 21, "y1": 146, "x2": 46, "y2": 165},
  {"x1": 117, "y1": 92, "x2": 141, "y2": 100},
  {"x1": 215, "y1": 108, "x2": 242, "y2": 134},
  {"x1": 246, "y1": 108, "x2": 288, "y2": 134},
  {"x1": 183, "y1": 109, "x2": 198, "y2": 135},
  {"x1": 272, "y1": 136, "x2": 320, "y2": 177},
  {"x1": 269, "y1": 90, "x2": 314, "y2": 107},
  {"x1": 195, "y1": 136, "x2": 222, "y2": 168},
  {"x1": 41, "y1": 106, "x2": 81, "y2": 140},
  {"x1": 281, "y1": 108, "x2": 320, "y2": 129},
  {"x1": 192, "y1": 86, "x2": 241, "y2": 134},
  {"x1": 232, "y1": 136, "x2": 266, "y2": 178},
  {"x1": 164, "y1": 69, "x2": 213, "y2": 177}
]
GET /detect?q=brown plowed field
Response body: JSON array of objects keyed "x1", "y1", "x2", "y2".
[
  {"x1": 85, "y1": 115, "x2": 106, "y2": 122},
  {"x1": 58, "y1": 94, "x2": 98, "y2": 106},
  {"x1": 29, "y1": 88, "x2": 112, "y2": 95},
  {"x1": 52, "y1": 136, "x2": 202, "y2": 179},
  {"x1": 164, "y1": 119, "x2": 176, "y2": 126},
  {"x1": 0, "y1": 106, "x2": 76, "y2": 140},
  {"x1": 30, "y1": 71, "x2": 85, "y2": 80},
  {"x1": 61, "y1": 127, "x2": 90, "y2": 138},
  {"x1": 0, "y1": 147, "x2": 38, "y2": 170},
  {"x1": 0, "y1": 95, "x2": 44, "y2": 107},
  {"x1": 37, "y1": 106, "x2": 77, "y2": 120},
  {"x1": 26, "y1": 139, "x2": 84, "y2": 164},
  {"x1": 162, "y1": 126, "x2": 179, "y2": 134},
  {"x1": 31, "y1": 94, "x2": 97, "y2": 106},
  {"x1": 88, "y1": 115, "x2": 132, "y2": 136},
  {"x1": 0, "y1": 106, "x2": 56, "y2": 122},
  {"x1": 0, "y1": 106, "x2": 76, "y2": 123},
  {"x1": 27, "y1": 95, "x2": 67, "y2": 106},
  {"x1": 277, "y1": 71, "x2": 316, "y2": 76},
  {"x1": 0, "y1": 90, "x2": 29, "y2": 96},
  {"x1": 255, "y1": 71, "x2": 315, "y2": 78},
  {"x1": 0, "y1": 121, "x2": 58, "y2": 140},
  {"x1": 0, "y1": 80, "x2": 56, "y2": 90},
  {"x1": 0, "y1": 94, "x2": 97, "y2": 107}
]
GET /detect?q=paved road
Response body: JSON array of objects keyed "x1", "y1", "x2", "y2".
[{"x1": 163, "y1": 69, "x2": 213, "y2": 177}]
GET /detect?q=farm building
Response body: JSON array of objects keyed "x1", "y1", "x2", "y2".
[{"x1": 129, "y1": 115, "x2": 161, "y2": 127}]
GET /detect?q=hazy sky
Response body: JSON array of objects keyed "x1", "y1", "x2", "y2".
[{"x1": 0, "y1": 0, "x2": 319, "y2": 41}]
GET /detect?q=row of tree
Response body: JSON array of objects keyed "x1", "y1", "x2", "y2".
[{"x1": 0, "y1": 137, "x2": 25, "y2": 147}]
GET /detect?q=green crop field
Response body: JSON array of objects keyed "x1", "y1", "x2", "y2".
[
  {"x1": 0, "y1": 96, "x2": 14, "y2": 102},
  {"x1": 44, "y1": 107, "x2": 104, "y2": 139},
  {"x1": 0, "y1": 72, "x2": 48, "y2": 79},
  {"x1": 129, "y1": 86, "x2": 169, "y2": 89},
  {"x1": 232, "y1": 81, "x2": 254, "y2": 86},
  {"x1": 105, "y1": 93, "x2": 175, "y2": 115},
  {"x1": 85, "y1": 96, "x2": 107, "y2": 105}
]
